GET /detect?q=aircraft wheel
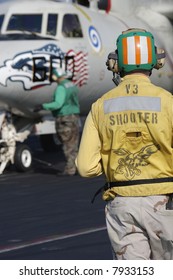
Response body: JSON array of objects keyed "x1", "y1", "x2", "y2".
[
  {"x1": 40, "y1": 134, "x2": 62, "y2": 152},
  {"x1": 14, "y1": 144, "x2": 33, "y2": 172}
]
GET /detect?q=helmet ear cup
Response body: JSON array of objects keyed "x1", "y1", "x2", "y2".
[
  {"x1": 154, "y1": 48, "x2": 166, "y2": 69},
  {"x1": 106, "y1": 51, "x2": 119, "y2": 73}
]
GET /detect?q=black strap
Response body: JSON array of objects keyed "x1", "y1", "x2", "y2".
[
  {"x1": 91, "y1": 177, "x2": 173, "y2": 203},
  {"x1": 107, "y1": 177, "x2": 173, "y2": 188}
]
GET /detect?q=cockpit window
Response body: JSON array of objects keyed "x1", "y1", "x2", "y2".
[
  {"x1": 62, "y1": 14, "x2": 83, "y2": 38},
  {"x1": 0, "y1": 15, "x2": 4, "y2": 30},
  {"x1": 47, "y1": 14, "x2": 58, "y2": 36},
  {"x1": 7, "y1": 14, "x2": 42, "y2": 33}
]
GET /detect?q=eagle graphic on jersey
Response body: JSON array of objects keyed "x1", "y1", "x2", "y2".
[{"x1": 114, "y1": 144, "x2": 159, "y2": 180}]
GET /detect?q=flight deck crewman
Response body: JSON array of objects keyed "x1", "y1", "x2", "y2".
[
  {"x1": 34, "y1": 68, "x2": 80, "y2": 176},
  {"x1": 76, "y1": 28, "x2": 173, "y2": 259}
]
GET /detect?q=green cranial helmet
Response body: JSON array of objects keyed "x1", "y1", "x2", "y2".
[
  {"x1": 52, "y1": 68, "x2": 67, "y2": 78},
  {"x1": 116, "y1": 28, "x2": 157, "y2": 74}
]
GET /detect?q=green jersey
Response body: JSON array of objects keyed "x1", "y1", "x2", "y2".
[{"x1": 43, "y1": 79, "x2": 80, "y2": 117}]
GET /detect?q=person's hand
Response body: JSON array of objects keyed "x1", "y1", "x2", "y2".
[{"x1": 33, "y1": 104, "x2": 43, "y2": 113}]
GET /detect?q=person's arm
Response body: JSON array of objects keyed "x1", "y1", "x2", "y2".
[
  {"x1": 172, "y1": 97, "x2": 173, "y2": 147},
  {"x1": 76, "y1": 111, "x2": 103, "y2": 177},
  {"x1": 43, "y1": 85, "x2": 66, "y2": 111}
]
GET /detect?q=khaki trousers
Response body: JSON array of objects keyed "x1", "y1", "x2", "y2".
[{"x1": 105, "y1": 195, "x2": 173, "y2": 260}]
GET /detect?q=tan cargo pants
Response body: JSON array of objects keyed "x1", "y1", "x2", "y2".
[{"x1": 105, "y1": 195, "x2": 173, "y2": 260}]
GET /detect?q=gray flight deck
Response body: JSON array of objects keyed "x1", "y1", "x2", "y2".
[{"x1": 0, "y1": 137, "x2": 112, "y2": 260}]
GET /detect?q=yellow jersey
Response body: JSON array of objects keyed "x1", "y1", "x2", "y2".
[{"x1": 76, "y1": 74, "x2": 173, "y2": 200}]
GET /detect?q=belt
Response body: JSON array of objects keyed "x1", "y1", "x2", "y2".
[{"x1": 91, "y1": 177, "x2": 173, "y2": 203}]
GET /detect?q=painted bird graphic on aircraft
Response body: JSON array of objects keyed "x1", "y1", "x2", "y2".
[{"x1": 0, "y1": 43, "x2": 88, "y2": 90}]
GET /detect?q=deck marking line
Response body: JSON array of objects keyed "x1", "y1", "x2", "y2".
[{"x1": 0, "y1": 226, "x2": 107, "y2": 254}]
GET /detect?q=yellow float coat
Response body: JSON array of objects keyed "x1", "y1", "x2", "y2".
[{"x1": 76, "y1": 75, "x2": 173, "y2": 200}]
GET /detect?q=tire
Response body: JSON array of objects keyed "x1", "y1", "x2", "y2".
[
  {"x1": 14, "y1": 144, "x2": 32, "y2": 172},
  {"x1": 40, "y1": 134, "x2": 62, "y2": 152}
]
